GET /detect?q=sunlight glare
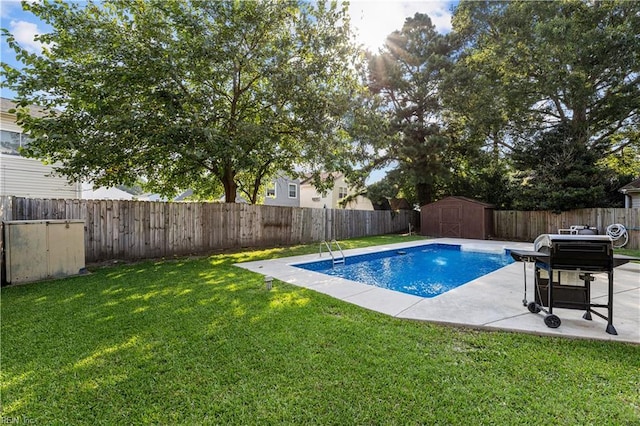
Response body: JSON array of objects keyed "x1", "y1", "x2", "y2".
[{"x1": 349, "y1": 0, "x2": 455, "y2": 52}]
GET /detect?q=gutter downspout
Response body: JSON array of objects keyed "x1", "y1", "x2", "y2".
[{"x1": 620, "y1": 189, "x2": 630, "y2": 208}]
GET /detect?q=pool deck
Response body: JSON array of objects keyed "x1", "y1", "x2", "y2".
[{"x1": 235, "y1": 238, "x2": 640, "y2": 344}]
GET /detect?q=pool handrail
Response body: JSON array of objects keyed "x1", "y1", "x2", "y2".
[{"x1": 320, "y1": 239, "x2": 345, "y2": 266}]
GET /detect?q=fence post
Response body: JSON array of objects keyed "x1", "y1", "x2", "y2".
[{"x1": 0, "y1": 196, "x2": 14, "y2": 222}]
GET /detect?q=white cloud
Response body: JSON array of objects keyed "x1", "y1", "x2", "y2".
[
  {"x1": 349, "y1": 0, "x2": 455, "y2": 51},
  {"x1": 10, "y1": 19, "x2": 47, "y2": 53}
]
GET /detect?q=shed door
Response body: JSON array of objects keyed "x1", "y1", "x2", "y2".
[{"x1": 439, "y1": 206, "x2": 461, "y2": 237}]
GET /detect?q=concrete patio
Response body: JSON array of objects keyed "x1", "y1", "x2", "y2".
[{"x1": 236, "y1": 238, "x2": 640, "y2": 344}]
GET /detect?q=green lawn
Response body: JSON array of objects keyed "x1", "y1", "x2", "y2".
[
  {"x1": 617, "y1": 247, "x2": 640, "y2": 259},
  {"x1": 1, "y1": 235, "x2": 639, "y2": 424}
]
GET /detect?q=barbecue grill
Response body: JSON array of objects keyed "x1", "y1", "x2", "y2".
[{"x1": 511, "y1": 234, "x2": 637, "y2": 335}]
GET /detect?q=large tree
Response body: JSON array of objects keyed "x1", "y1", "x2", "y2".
[
  {"x1": 2, "y1": 0, "x2": 364, "y2": 202},
  {"x1": 453, "y1": 0, "x2": 640, "y2": 150},
  {"x1": 511, "y1": 123, "x2": 609, "y2": 211},
  {"x1": 450, "y1": 0, "x2": 640, "y2": 209},
  {"x1": 365, "y1": 13, "x2": 456, "y2": 206}
]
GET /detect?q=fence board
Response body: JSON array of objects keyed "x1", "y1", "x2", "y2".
[
  {"x1": 493, "y1": 208, "x2": 639, "y2": 249},
  {"x1": 0, "y1": 196, "x2": 416, "y2": 262}
]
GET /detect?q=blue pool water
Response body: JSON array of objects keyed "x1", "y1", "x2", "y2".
[{"x1": 294, "y1": 244, "x2": 514, "y2": 298}]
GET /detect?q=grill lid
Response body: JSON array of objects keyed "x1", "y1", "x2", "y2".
[{"x1": 534, "y1": 234, "x2": 612, "y2": 252}]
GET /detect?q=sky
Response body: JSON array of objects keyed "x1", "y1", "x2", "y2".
[{"x1": 348, "y1": 0, "x2": 456, "y2": 51}]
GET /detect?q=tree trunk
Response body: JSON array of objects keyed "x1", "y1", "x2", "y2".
[
  {"x1": 416, "y1": 182, "x2": 433, "y2": 207},
  {"x1": 249, "y1": 175, "x2": 262, "y2": 205},
  {"x1": 571, "y1": 107, "x2": 589, "y2": 147},
  {"x1": 222, "y1": 167, "x2": 237, "y2": 203}
]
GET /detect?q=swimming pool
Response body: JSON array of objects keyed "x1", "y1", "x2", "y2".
[{"x1": 293, "y1": 244, "x2": 514, "y2": 298}]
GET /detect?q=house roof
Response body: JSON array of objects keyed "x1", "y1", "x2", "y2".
[
  {"x1": 0, "y1": 97, "x2": 16, "y2": 114},
  {"x1": 619, "y1": 177, "x2": 640, "y2": 193},
  {"x1": 81, "y1": 183, "x2": 136, "y2": 200},
  {"x1": 389, "y1": 197, "x2": 413, "y2": 210},
  {"x1": 300, "y1": 172, "x2": 343, "y2": 185},
  {"x1": 0, "y1": 97, "x2": 49, "y2": 118}
]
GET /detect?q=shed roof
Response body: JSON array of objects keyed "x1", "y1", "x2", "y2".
[
  {"x1": 421, "y1": 196, "x2": 494, "y2": 209},
  {"x1": 619, "y1": 178, "x2": 640, "y2": 193}
]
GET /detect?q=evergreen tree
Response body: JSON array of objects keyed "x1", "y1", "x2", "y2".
[{"x1": 511, "y1": 124, "x2": 608, "y2": 211}]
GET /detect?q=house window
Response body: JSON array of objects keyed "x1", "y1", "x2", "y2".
[
  {"x1": 288, "y1": 183, "x2": 297, "y2": 198},
  {"x1": 338, "y1": 186, "x2": 348, "y2": 199},
  {"x1": 266, "y1": 183, "x2": 276, "y2": 198},
  {"x1": 312, "y1": 196, "x2": 321, "y2": 202},
  {"x1": 0, "y1": 130, "x2": 29, "y2": 155}
]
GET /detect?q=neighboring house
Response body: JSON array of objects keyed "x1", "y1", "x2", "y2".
[
  {"x1": 1, "y1": 97, "x2": 142, "y2": 200},
  {"x1": 263, "y1": 174, "x2": 300, "y2": 207},
  {"x1": 81, "y1": 183, "x2": 138, "y2": 200},
  {"x1": 620, "y1": 178, "x2": 640, "y2": 208},
  {"x1": 159, "y1": 176, "x2": 299, "y2": 205},
  {"x1": 299, "y1": 172, "x2": 373, "y2": 210},
  {"x1": 390, "y1": 198, "x2": 414, "y2": 211},
  {"x1": 0, "y1": 98, "x2": 81, "y2": 198},
  {"x1": 173, "y1": 189, "x2": 194, "y2": 202}
]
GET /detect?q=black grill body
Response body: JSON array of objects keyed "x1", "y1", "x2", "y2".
[{"x1": 512, "y1": 234, "x2": 618, "y2": 334}]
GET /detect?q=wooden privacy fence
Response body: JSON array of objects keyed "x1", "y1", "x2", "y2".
[
  {"x1": 0, "y1": 197, "x2": 418, "y2": 262},
  {"x1": 493, "y1": 208, "x2": 640, "y2": 249}
]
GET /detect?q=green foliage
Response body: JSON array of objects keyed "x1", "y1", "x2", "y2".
[
  {"x1": 2, "y1": 0, "x2": 365, "y2": 202},
  {"x1": 599, "y1": 143, "x2": 640, "y2": 206},
  {"x1": 511, "y1": 124, "x2": 609, "y2": 211},
  {"x1": 602, "y1": 144, "x2": 640, "y2": 178},
  {"x1": 454, "y1": 0, "x2": 640, "y2": 145},
  {"x1": 365, "y1": 178, "x2": 398, "y2": 210},
  {"x1": 449, "y1": 0, "x2": 640, "y2": 209},
  {"x1": 443, "y1": 152, "x2": 515, "y2": 209}
]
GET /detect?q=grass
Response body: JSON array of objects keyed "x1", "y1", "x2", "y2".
[
  {"x1": 616, "y1": 247, "x2": 640, "y2": 260},
  {"x1": 1, "y1": 234, "x2": 639, "y2": 424}
]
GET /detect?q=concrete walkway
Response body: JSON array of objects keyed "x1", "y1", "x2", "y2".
[{"x1": 236, "y1": 238, "x2": 640, "y2": 344}]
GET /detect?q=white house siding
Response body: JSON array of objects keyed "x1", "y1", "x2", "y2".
[
  {"x1": 1, "y1": 114, "x2": 22, "y2": 134},
  {"x1": 345, "y1": 195, "x2": 374, "y2": 211},
  {"x1": 300, "y1": 183, "x2": 332, "y2": 208},
  {"x1": 0, "y1": 154, "x2": 81, "y2": 198},
  {"x1": 1, "y1": 99, "x2": 81, "y2": 199},
  {"x1": 299, "y1": 174, "x2": 373, "y2": 210}
]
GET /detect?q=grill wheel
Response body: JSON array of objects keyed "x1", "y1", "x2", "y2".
[
  {"x1": 527, "y1": 302, "x2": 541, "y2": 314},
  {"x1": 544, "y1": 314, "x2": 562, "y2": 328}
]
